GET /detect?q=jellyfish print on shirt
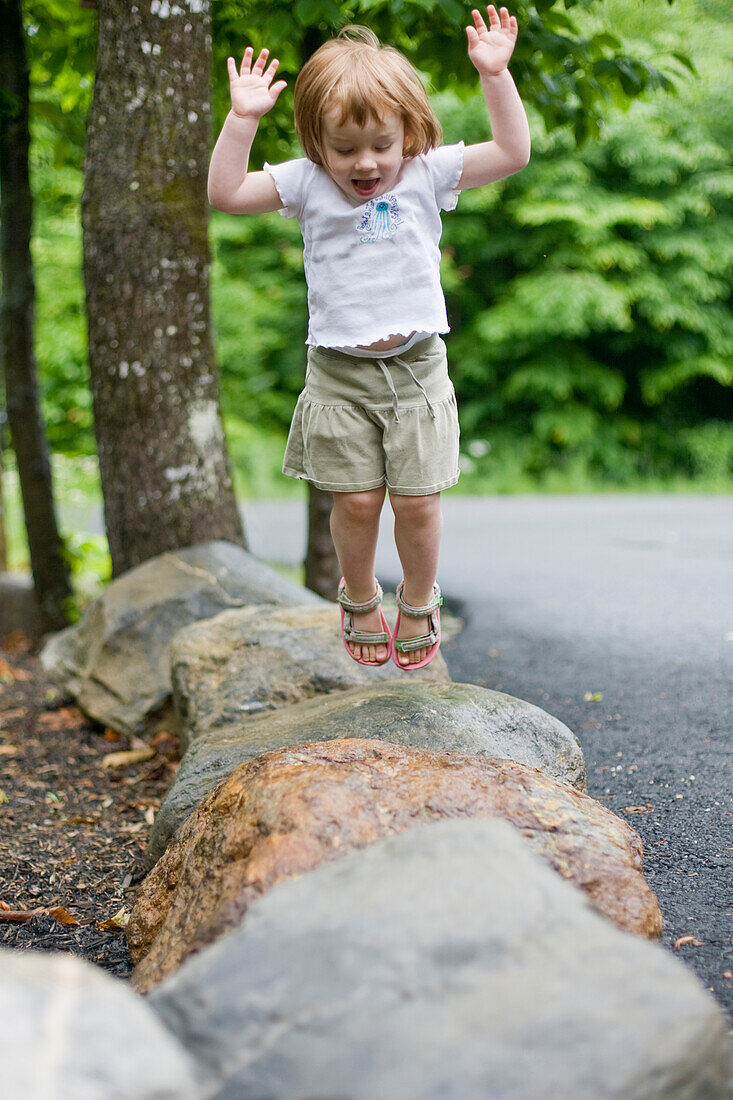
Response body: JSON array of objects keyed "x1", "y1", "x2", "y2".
[{"x1": 356, "y1": 193, "x2": 403, "y2": 244}]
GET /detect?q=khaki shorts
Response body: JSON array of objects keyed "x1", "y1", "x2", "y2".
[{"x1": 282, "y1": 334, "x2": 460, "y2": 495}]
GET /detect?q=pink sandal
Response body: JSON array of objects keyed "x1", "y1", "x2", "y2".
[
  {"x1": 392, "y1": 580, "x2": 442, "y2": 670},
  {"x1": 337, "y1": 578, "x2": 392, "y2": 667}
]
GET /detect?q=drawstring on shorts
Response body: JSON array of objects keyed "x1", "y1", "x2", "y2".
[{"x1": 375, "y1": 356, "x2": 437, "y2": 423}]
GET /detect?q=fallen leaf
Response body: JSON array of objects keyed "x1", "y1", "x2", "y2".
[
  {"x1": 47, "y1": 906, "x2": 79, "y2": 926},
  {"x1": 150, "y1": 729, "x2": 174, "y2": 744},
  {"x1": 674, "y1": 935, "x2": 703, "y2": 950},
  {"x1": 149, "y1": 729, "x2": 179, "y2": 758},
  {"x1": 144, "y1": 806, "x2": 155, "y2": 826},
  {"x1": 97, "y1": 907, "x2": 129, "y2": 930},
  {"x1": 0, "y1": 707, "x2": 27, "y2": 726},
  {"x1": 623, "y1": 805, "x2": 654, "y2": 813},
  {"x1": 103, "y1": 728, "x2": 122, "y2": 741},
  {"x1": 584, "y1": 691, "x2": 603, "y2": 702},
  {"x1": 102, "y1": 746, "x2": 156, "y2": 769},
  {"x1": 0, "y1": 658, "x2": 33, "y2": 682},
  {"x1": 0, "y1": 790, "x2": 8, "y2": 804},
  {"x1": 38, "y1": 706, "x2": 86, "y2": 730},
  {"x1": 723, "y1": 971, "x2": 732, "y2": 980},
  {"x1": 0, "y1": 905, "x2": 79, "y2": 926},
  {"x1": 0, "y1": 745, "x2": 19, "y2": 755},
  {"x1": 2, "y1": 630, "x2": 34, "y2": 655}
]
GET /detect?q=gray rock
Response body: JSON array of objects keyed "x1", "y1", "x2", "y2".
[
  {"x1": 0, "y1": 947, "x2": 202, "y2": 1099},
  {"x1": 40, "y1": 540, "x2": 324, "y2": 736},
  {"x1": 0, "y1": 572, "x2": 42, "y2": 640},
  {"x1": 149, "y1": 819, "x2": 731, "y2": 1100},
  {"x1": 171, "y1": 603, "x2": 450, "y2": 753},
  {"x1": 147, "y1": 680, "x2": 586, "y2": 866}
]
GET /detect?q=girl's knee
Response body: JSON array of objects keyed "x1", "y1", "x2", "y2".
[
  {"x1": 389, "y1": 491, "x2": 441, "y2": 522},
  {"x1": 331, "y1": 487, "x2": 385, "y2": 522}
]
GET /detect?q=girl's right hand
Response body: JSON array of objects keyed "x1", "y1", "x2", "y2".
[{"x1": 227, "y1": 47, "x2": 287, "y2": 120}]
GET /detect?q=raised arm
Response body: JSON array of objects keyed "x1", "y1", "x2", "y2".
[
  {"x1": 459, "y1": 5, "x2": 531, "y2": 189},
  {"x1": 207, "y1": 47, "x2": 287, "y2": 215}
]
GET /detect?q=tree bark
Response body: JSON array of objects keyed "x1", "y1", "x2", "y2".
[
  {"x1": 81, "y1": 0, "x2": 245, "y2": 577},
  {"x1": 0, "y1": 0, "x2": 71, "y2": 630},
  {"x1": 304, "y1": 486, "x2": 340, "y2": 600},
  {"x1": 0, "y1": 438, "x2": 7, "y2": 574}
]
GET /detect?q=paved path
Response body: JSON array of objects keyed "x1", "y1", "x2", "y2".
[{"x1": 243, "y1": 494, "x2": 733, "y2": 1018}]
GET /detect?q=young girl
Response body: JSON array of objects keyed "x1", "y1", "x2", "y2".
[{"x1": 208, "y1": 5, "x2": 530, "y2": 670}]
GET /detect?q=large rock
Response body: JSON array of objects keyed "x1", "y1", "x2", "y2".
[
  {"x1": 147, "y1": 681, "x2": 587, "y2": 865},
  {"x1": 147, "y1": 819, "x2": 730, "y2": 1100},
  {"x1": 171, "y1": 603, "x2": 450, "y2": 753},
  {"x1": 0, "y1": 947, "x2": 202, "y2": 1098},
  {"x1": 40, "y1": 540, "x2": 324, "y2": 736},
  {"x1": 130, "y1": 737, "x2": 652, "y2": 991}
]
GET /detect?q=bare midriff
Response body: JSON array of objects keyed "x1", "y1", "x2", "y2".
[{"x1": 358, "y1": 331, "x2": 416, "y2": 352}]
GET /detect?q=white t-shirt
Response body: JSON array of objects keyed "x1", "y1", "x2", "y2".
[{"x1": 264, "y1": 143, "x2": 464, "y2": 348}]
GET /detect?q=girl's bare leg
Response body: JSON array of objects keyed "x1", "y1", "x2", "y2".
[
  {"x1": 389, "y1": 492, "x2": 443, "y2": 666},
  {"x1": 330, "y1": 487, "x2": 388, "y2": 662}
]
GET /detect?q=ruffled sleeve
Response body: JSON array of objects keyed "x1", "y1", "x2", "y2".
[
  {"x1": 263, "y1": 157, "x2": 313, "y2": 220},
  {"x1": 424, "y1": 142, "x2": 465, "y2": 212}
]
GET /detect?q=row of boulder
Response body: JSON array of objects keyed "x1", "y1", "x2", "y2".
[{"x1": 3, "y1": 540, "x2": 730, "y2": 1097}]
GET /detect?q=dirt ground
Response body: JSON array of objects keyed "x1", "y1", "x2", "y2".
[{"x1": 0, "y1": 633, "x2": 178, "y2": 979}]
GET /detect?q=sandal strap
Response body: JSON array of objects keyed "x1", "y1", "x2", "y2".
[
  {"x1": 344, "y1": 625, "x2": 391, "y2": 645},
  {"x1": 394, "y1": 628, "x2": 439, "y2": 653},
  {"x1": 395, "y1": 580, "x2": 442, "y2": 618},
  {"x1": 337, "y1": 578, "x2": 384, "y2": 615}
]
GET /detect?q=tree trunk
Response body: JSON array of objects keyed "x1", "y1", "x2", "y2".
[
  {"x1": 0, "y1": 395, "x2": 7, "y2": 573},
  {"x1": 0, "y1": 0, "x2": 71, "y2": 630},
  {"x1": 305, "y1": 486, "x2": 340, "y2": 600},
  {"x1": 81, "y1": 0, "x2": 245, "y2": 577},
  {"x1": 0, "y1": 440, "x2": 7, "y2": 574}
]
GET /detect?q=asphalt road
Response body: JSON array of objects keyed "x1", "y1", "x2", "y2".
[{"x1": 243, "y1": 494, "x2": 733, "y2": 1019}]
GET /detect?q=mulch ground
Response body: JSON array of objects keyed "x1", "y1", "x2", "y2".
[{"x1": 0, "y1": 632, "x2": 179, "y2": 980}]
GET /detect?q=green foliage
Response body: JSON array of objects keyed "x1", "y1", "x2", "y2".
[
  {"x1": 438, "y1": 58, "x2": 733, "y2": 485},
  {"x1": 211, "y1": 210, "x2": 308, "y2": 433},
  {"x1": 61, "y1": 530, "x2": 111, "y2": 618},
  {"x1": 33, "y1": 199, "x2": 94, "y2": 453},
  {"x1": 22, "y1": 0, "x2": 96, "y2": 167},
  {"x1": 1, "y1": 454, "x2": 109, "y2": 605},
  {"x1": 225, "y1": 417, "x2": 307, "y2": 499},
  {"x1": 213, "y1": 0, "x2": 681, "y2": 152}
]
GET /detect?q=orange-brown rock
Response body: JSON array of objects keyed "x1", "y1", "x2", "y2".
[{"x1": 128, "y1": 738, "x2": 662, "y2": 993}]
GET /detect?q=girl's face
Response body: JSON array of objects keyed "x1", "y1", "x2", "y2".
[{"x1": 321, "y1": 108, "x2": 405, "y2": 203}]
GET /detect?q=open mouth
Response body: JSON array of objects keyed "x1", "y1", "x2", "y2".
[{"x1": 353, "y1": 178, "x2": 379, "y2": 196}]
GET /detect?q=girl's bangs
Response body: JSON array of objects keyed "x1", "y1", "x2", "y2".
[{"x1": 327, "y1": 71, "x2": 399, "y2": 128}]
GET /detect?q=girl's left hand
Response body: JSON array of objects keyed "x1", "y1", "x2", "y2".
[{"x1": 466, "y1": 5, "x2": 518, "y2": 76}]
